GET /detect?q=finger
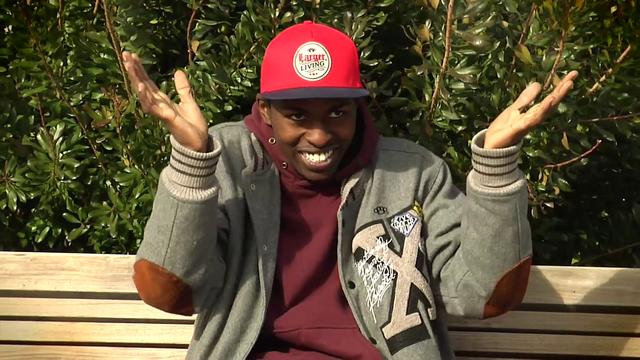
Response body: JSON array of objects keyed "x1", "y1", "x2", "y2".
[
  {"x1": 549, "y1": 70, "x2": 577, "y2": 100},
  {"x1": 138, "y1": 82, "x2": 164, "y2": 116},
  {"x1": 550, "y1": 81, "x2": 573, "y2": 108},
  {"x1": 128, "y1": 53, "x2": 161, "y2": 93},
  {"x1": 127, "y1": 54, "x2": 175, "y2": 107},
  {"x1": 546, "y1": 81, "x2": 574, "y2": 109},
  {"x1": 123, "y1": 52, "x2": 144, "y2": 91},
  {"x1": 136, "y1": 82, "x2": 154, "y2": 114},
  {"x1": 521, "y1": 95, "x2": 555, "y2": 128},
  {"x1": 512, "y1": 82, "x2": 542, "y2": 110},
  {"x1": 174, "y1": 70, "x2": 195, "y2": 104},
  {"x1": 561, "y1": 70, "x2": 579, "y2": 83},
  {"x1": 138, "y1": 82, "x2": 179, "y2": 127},
  {"x1": 123, "y1": 52, "x2": 164, "y2": 103}
]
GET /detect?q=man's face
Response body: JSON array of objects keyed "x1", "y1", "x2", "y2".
[{"x1": 259, "y1": 98, "x2": 358, "y2": 182}]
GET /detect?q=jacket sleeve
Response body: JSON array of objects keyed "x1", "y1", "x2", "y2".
[
  {"x1": 424, "y1": 130, "x2": 532, "y2": 319},
  {"x1": 133, "y1": 134, "x2": 227, "y2": 316}
]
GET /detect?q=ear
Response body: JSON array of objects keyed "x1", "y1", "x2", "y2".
[{"x1": 257, "y1": 99, "x2": 272, "y2": 126}]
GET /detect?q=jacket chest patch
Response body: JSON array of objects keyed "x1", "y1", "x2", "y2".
[
  {"x1": 352, "y1": 206, "x2": 436, "y2": 355},
  {"x1": 373, "y1": 206, "x2": 388, "y2": 215},
  {"x1": 354, "y1": 234, "x2": 396, "y2": 323}
]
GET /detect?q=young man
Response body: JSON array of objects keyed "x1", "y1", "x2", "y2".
[{"x1": 124, "y1": 21, "x2": 577, "y2": 359}]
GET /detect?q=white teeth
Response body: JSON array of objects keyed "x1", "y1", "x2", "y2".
[{"x1": 301, "y1": 150, "x2": 333, "y2": 164}]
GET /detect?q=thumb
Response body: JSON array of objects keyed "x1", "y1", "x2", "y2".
[{"x1": 174, "y1": 70, "x2": 194, "y2": 104}]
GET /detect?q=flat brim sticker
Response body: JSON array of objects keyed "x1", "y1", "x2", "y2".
[{"x1": 293, "y1": 41, "x2": 331, "y2": 81}]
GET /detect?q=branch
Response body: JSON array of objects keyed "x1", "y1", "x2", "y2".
[
  {"x1": 543, "y1": 6, "x2": 572, "y2": 91},
  {"x1": 31, "y1": 30, "x2": 107, "y2": 175},
  {"x1": 425, "y1": 0, "x2": 455, "y2": 131},
  {"x1": 230, "y1": 39, "x2": 263, "y2": 78},
  {"x1": 57, "y1": 0, "x2": 65, "y2": 31},
  {"x1": 574, "y1": 241, "x2": 640, "y2": 266},
  {"x1": 100, "y1": 0, "x2": 145, "y2": 167},
  {"x1": 36, "y1": 96, "x2": 47, "y2": 128},
  {"x1": 542, "y1": 28, "x2": 567, "y2": 90},
  {"x1": 102, "y1": 0, "x2": 133, "y2": 101},
  {"x1": 104, "y1": 87, "x2": 140, "y2": 171},
  {"x1": 187, "y1": 0, "x2": 206, "y2": 65},
  {"x1": 577, "y1": 112, "x2": 640, "y2": 123},
  {"x1": 35, "y1": 96, "x2": 58, "y2": 162},
  {"x1": 21, "y1": 4, "x2": 106, "y2": 174},
  {"x1": 93, "y1": 0, "x2": 101, "y2": 16},
  {"x1": 543, "y1": 139, "x2": 602, "y2": 170},
  {"x1": 506, "y1": 4, "x2": 538, "y2": 87},
  {"x1": 586, "y1": 44, "x2": 633, "y2": 97}
]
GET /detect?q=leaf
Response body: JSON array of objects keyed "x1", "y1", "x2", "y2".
[
  {"x1": 383, "y1": 97, "x2": 409, "y2": 108},
  {"x1": 68, "y1": 227, "x2": 87, "y2": 241},
  {"x1": 514, "y1": 44, "x2": 534, "y2": 65},
  {"x1": 191, "y1": 40, "x2": 200, "y2": 53},
  {"x1": 62, "y1": 212, "x2": 81, "y2": 224},
  {"x1": 556, "y1": 178, "x2": 572, "y2": 192},
  {"x1": 417, "y1": 24, "x2": 432, "y2": 42},
  {"x1": 6, "y1": 189, "x2": 17, "y2": 212},
  {"x1": 21, "y1": 85, "x2": 48, "y2": 97},
  {"x1": 561, "y1": 132, "x2": 570, "y2": 150},
  {"x1": 423, "y1": 0, "x2": 438, "y2": 10},
  {"x1": 36, "y1": 226, "x2": 51, "y2": 244},
  {"x1": 504, "y1": 0, "x2": 519, "y2": 13},
  {"x1": 593, "y1": 125, "x2": 616, "y2": 143}
]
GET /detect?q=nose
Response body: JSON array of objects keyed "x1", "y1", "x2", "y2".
[{"x1": 305, "y1": 120, "x2": 333, "y2": 148}]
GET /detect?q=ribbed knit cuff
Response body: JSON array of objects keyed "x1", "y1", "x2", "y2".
[
  {"x1": 165, "y1": 135, "x2": 220, "y2": 189},
  {"x1": 470, "y1": 130, "x2": 522, "y2": 188}
]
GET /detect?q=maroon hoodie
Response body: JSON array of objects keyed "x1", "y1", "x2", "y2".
[{"x1": 245, "y1": 101, "x2": 382, "y2": 359}]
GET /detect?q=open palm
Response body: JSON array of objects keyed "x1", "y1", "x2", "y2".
[
  {"x1": 484, "y1": 71, "x2": 578, "y2": 149},
  {"x1": 123, "y1": 52, "x2": 209, "y2": 152}
]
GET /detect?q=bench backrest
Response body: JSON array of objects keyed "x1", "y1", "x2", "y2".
[{"x1": 1, "y1": 252, "x2": 639, "y2": 359}]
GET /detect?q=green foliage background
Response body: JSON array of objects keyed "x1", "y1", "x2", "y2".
[{"x1": 1, "y1": 0, "x2": 639, "y2": 266}]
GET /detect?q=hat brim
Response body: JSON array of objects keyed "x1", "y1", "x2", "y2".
[{"x1": 260, "y1": 87, "x2": 369, "y2": 100}]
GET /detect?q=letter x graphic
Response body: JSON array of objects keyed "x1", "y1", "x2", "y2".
[{"x1": 352, "y1": 214, "x2": 436, "y2": 340}]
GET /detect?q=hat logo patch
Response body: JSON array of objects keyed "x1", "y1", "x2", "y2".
[{"x1": 293, "y1": 42, "x2": 331, "y2": 81}]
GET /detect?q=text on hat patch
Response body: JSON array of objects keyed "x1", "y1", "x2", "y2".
[{"x1": 293, "y1": 42, "x2": 332, "y2": 81}]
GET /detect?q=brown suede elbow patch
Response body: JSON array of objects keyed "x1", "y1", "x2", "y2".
[
  {"x1": 133, "y1": 259, "x2": 194, "y2": 316},
  {"x1": 482, "y1": 256, "x2": 532, "y2": 318}
]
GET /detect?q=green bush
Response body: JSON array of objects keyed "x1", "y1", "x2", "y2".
[{"x1": 1, "y1": 0, "x2": 639, "y2": 266}]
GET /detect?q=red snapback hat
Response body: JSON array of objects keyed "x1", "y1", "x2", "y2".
[{"x1": 260, "y1": 21, "x2": 369, "y2": 100}]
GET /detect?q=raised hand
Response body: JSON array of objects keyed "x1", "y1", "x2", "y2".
[
  {"x1": 484, "y1": 70, "x2": 579, "y2": 149},
  {"x1": 122, "y1": 52, "x2": 209, "y2": 152}
]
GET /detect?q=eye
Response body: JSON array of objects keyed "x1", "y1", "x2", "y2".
[
  {"x1": 288, "y1": 113, "x2": 305, "y2": 121},
  {"x1": 329, "y1": 110, "x2": 345, "y2": 118}
]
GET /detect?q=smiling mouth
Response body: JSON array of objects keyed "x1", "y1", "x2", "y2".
[{"x1": 299, "y1": 149, "x2": 335, "y2": 167}]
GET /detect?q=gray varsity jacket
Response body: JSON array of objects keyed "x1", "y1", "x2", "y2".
[{"x1": 135, "y1": 121, "x2": 533, "y2": 359}]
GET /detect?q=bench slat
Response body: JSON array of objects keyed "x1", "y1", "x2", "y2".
[
  {"x1": 5, "y1": 297, "x2": 638, "y2": 336},
  {"x1": 448, "y1": 311, "x2": 640, "y2": 334},
  {"x1": 3, "y1": 252, "x2": 640, "y2": 308},
  {"x1": 0, "y1": 252, "x2": 135, "y2": 295},
  {"x1": 2, "y1": 252, "x2": 640, "y2": 358},
  {"x1": 4, "y1": 320, "x2": 640, "y2": 357},
  {"x1": 451, "y1": 331, "x2": 640, "y2": 358},
  {"x1": 0, "y1": 297, "x2": 194, "y2": 322},
  {"x1": 527, "y1": 266, "x2": 640, "y2": 308},
  {"x1": 0, "y1": 345, "x2": 186, "y2": 359},
  {"x1": 456, "y1": 358, "x2": 544, "y2": 360},
  {"x1": 0, "y1": 320, "x2": 192, "y2": 346}
]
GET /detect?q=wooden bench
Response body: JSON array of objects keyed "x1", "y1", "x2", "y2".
[{"x1": 1, "y1": 251, "x2": 639, "y2": 359}]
